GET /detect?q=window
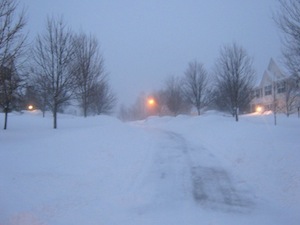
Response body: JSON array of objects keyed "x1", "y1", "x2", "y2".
[
  {"x1": 255, "y1": 88, "x2": 262, "y2": 98},
  {"x1": 264, "y1": 85, "x2": 272, "y2": 96},
  {"x1": 277, "y1": 81, "x2": 286, "y2": 94}
]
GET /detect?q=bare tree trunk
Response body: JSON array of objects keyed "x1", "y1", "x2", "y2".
[
  {"x1": 182, "y1": 61, "x2": 208, "y2": 116},
  {"x1": 235, "y1": 109, "x2": 239, "y2": 122},
  {"x1": 4, "y1": 109, "x2": 8, "y2": 130},
  {"x1": 84, "y1": 107, "x2": 87, "y2": 118},
  {"x1": 53, "y1": 100, "x2": 58, "y2": 129},
  {"x1": 83, "y1": 94, "x2": 87, "y2": 117},
  {"x1": 273, "y1": 83, "x2": 277, "y2": 126},
  {"x1": 197, "y1": 106, "x2": 201, "y2": 116},
  {"x1": 53, "y1": 106, "x2": 57, "y2": 129},
  {"x1": 274, "y1": 108, "x2": 277, "y2": 126}
]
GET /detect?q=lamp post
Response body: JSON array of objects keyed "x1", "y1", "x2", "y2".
[{"x1": 146, "y1": 97, "x2": 158, "y2": 116}]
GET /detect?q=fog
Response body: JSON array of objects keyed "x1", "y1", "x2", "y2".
[{"x1": 20, "y1": 0, "x2": 281, "y2": 105}]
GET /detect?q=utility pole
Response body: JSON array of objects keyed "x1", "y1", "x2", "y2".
[{"x1": 273, "y1": 81, "x2": 277, "y2": 126}]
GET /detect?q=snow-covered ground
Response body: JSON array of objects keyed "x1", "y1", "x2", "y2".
[{"x1": 0, "y1": 111, "x2": 299, "y2": 225}]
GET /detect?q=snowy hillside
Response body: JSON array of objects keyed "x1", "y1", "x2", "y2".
[{"x1": 0, "y1": 111, "x2": 299, "y2": 225}]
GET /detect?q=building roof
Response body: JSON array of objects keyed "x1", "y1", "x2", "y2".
[{"x1": 257, "y1": 58, "x2": 287, "y2": 87}]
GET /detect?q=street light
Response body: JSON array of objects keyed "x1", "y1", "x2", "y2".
[
  {"x1": 146, "y1": 97, "x2": 159, "y2": 116},
  {"x1": 147, "y1": 98, "x2": 155, "y2": 106},
  {"x1": 28, "y1": 104, "x2": 34, "y2": 111}
]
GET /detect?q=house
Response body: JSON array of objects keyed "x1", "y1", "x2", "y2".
[{"x1": 250, "y1": 58, "x2": 300, "y2": 115}]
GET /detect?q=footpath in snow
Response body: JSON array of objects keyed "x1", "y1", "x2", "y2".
[{"x1": 137, "y1": 126, "x2": 256, "y2": 213}]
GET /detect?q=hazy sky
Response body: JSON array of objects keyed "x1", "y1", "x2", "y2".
[{"x1": 19, "y1": 0, "x2": 282, "y2": 106}]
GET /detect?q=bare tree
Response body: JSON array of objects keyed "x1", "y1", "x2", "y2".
[
  {"x1": 150, "y1": 90, "x2": 166, "y2": 116},
  {"x1": 0, "y1": 60, "x2": 21, "y2": 129},
  {"x1": 274, "y1": 0, "x2": 300, "y2": 80},
  {"x1": 89, "y1": 79, "x2": 116, "y2": 115},
  {"x1": 72, "y1": 32, "x2": 107, "y2": 117},
  {"x1": 0, "y1": 0, "x2": 26, "y2": 64},
  {"x1": 163, "y1": 76, "x2": 191, "y2": 116},
  {"x1": 0, "y1": 0, "x2": 26, "y2": 129},
  {"x1": 118, "y1": 104, "x2": 130, "y2": 121},
  {"x1": 273, "y1": 81, "x2": 278, "y2": 125},
  {"x1": 182, "y1": 61, "x2": 208, "y2": 115},
  {"x1": 118, "y1": 93, "x2": 147, "y2": 121},
  {"x1": 214, "y1": 43, "x2": 255, "y2": 121},
  {"x1": 284, "y1": 78, "x2": 299, "y2": 116},
  {"x1": 274, "y1": 0, "x2": 300, "y2": 117},
  {"x1": 32, "y1": 16, "x2": 75, "y2": 128}
]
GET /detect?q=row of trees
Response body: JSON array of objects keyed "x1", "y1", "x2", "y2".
[
  {"x1": 0, "y1": 0, "x2": 26, "y2": 129},
  {"x1": 0, "y1": 0, "x2": 116, "y2": 129},
  {"x1": 30, "y1": 19, "x2": 116, "y2": 128},
  {"x1": 2, "y1": 0, "x2": 300, "y2": 127},
  {"x1": 121, "y1": 0, "x2": 300, "y2": 122},
  {"x1": 120, "y1": 43, "x2": 256, "y2": 122}
]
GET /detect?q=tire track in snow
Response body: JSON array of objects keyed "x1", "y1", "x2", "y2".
[
  {"x1": 125, "y1": 123, "x2": 256, "y2": 213},
  {"x1": 151, "y1": 129, "x2": 256, "y2": 213}
]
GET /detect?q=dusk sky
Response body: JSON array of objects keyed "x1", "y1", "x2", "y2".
[{"x1": 19, "y1": 0, "x2": 282, "y2": 106}]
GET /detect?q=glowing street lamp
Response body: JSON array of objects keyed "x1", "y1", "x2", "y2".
[
  {"x1": 147, "y1": 98, "x2": 155, "y2": 106},
  {"x1": 146, "y1": 97, "x2": 159, "y2": 116},
  {"x1": 28, "y1": 105, "x2": 34, "y2": 111}
]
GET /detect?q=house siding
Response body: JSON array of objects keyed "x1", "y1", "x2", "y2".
[{"x1": 251, "y1": 58, "x2": 300, "y2": 114}]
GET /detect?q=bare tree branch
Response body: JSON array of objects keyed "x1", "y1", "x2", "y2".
[
  {"x1": 214, "y1": 43, "x2": 255, "y2": 121},
  {"x1": 72, "y1": 32, "x2": 115, "y2": 117},
  {"x1": 163, "y1": 76, "x2": 191, "y2": 116},
  {"x1": 274, "y1": 0, "x2": 300, "y2": 78},
  {"x1": 0, "y1": 0, "x2": 27, "y2": 129},
  {"x1": 31, "y1": 16, "x2": 75, "y2": 129},
  {"x1": 182, "y1": 61, "x2": 208, "y2": 115}
]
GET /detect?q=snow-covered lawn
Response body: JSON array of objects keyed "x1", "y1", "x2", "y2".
[{"x1": 0, "y1": 111, "x2": 299, "y2": 225}]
